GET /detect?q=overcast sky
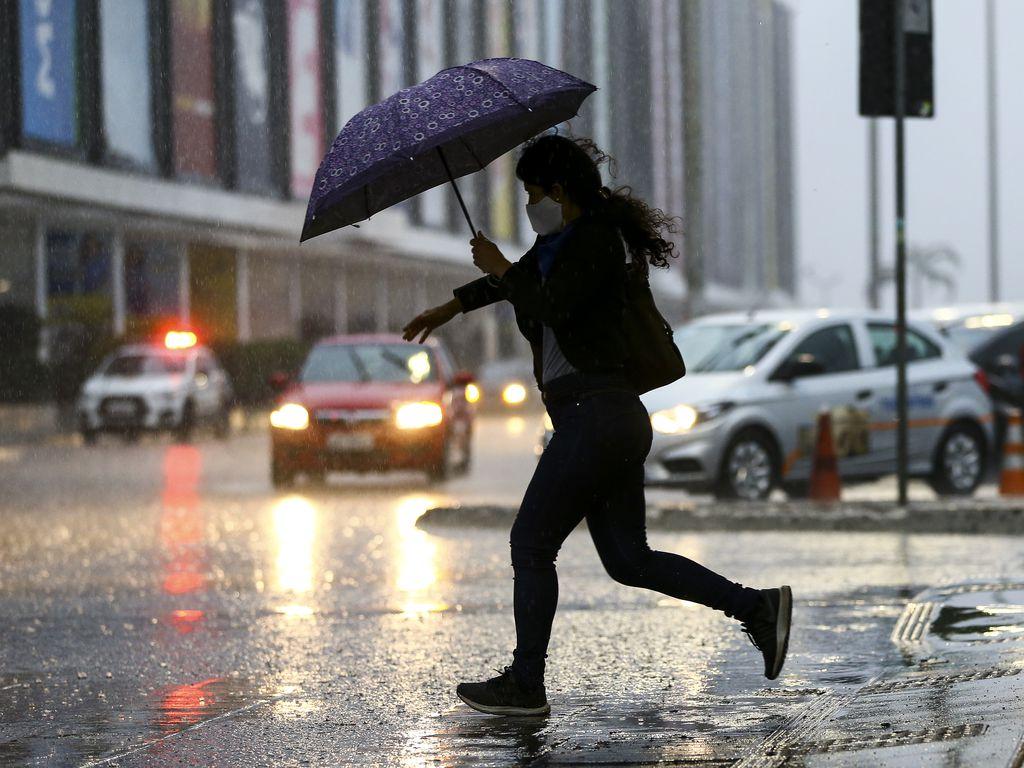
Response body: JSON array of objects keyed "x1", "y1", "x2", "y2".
[{"x1": 788, "y1": 0, "x2": 1023, "y2": 310}]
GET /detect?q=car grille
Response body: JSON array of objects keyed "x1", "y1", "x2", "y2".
[
  {"x1": 100, "y1": 396, "x2": 147, "y2": 423},
  {"x1": 314, "y1": 408, "x2": 389, "y2": 428}
]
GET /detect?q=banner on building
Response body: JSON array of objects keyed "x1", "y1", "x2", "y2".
[
  {"x1": 232, "y1": 0, "x2": 274, "y2": 192},
  {"x1": 101, "y1": 0, "x2": 154, "y2": 166},
  {"x1": 19, "y1": 0, "x2": 79, "y2": 146},
  {"x1": 171, "y1": 0, "x2": 218, "y2": 179},
  {"x1": 416, "y1": 0, "x2": 446, "y2": 227},
  {"x1": 487, "y1": 0, "x2": 514, "y2": 241},
  {"x1": 287, "y1": 0, "x2": 324, "y2": 198},
  {"x1": 378, "y1": 0, "x2": 405, "y2": 96},
  {"x1": 334, "y1": 0, "x2": 367, "y2": 130}
]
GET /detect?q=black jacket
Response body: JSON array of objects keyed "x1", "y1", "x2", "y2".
[{"x1": 453, "y1": 210, "x2": 628, "y2": 388}]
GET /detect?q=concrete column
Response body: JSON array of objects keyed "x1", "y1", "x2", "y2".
[
  {"x1": 334, "y1": 270, "x2": 348, "y2": 334},
  {"x1": 34, "y1": 219, "x2": 49, "y2": 362},
  {"x1": 177, "y1": 243, "x2": 190, "y2": 323},
  {"x1": 289, "y1": 260, "x2": 302, "y2": 336},
  {"x1": 111, "y1": 229, "x2": 126, "y2": 337},
  {"x1": 374, "y1": 268, "x2": 389, "y2": 331},
  {"x1": 236, "y1": 250, "x2": 252, "y2": 341}
]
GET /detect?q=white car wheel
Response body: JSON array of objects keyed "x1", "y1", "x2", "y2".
[
  {"x1": 719, "y1": 431, "x2": 776, "y2": 501},
  {"x1": 930, "y1": 424, "x2": 985, "y2": 496}
]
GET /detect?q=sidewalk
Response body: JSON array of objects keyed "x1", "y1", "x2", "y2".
[
  {"x1": 736, "y1": 581, "x2": 1024, "y2": 767},
  {"x1": 0, "y1": 403, "x2": 61, "y2": 445}
]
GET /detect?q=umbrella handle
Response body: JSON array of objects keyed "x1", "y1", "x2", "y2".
[{"x1": 436, "y1": 147, "x2": 477, "y2": 235}]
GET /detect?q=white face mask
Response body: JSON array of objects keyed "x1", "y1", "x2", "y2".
[{"x1": 525, "y1": 195, "x2": 564, "y2": 235}]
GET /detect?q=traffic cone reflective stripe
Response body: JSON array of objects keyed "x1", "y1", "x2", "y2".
[
  {"x1": 1000, "y1": 409, "x2": 1024, "y2": 497},
  {"x1": 809, "y1": 409, "x2": 841, "y2": 501}
]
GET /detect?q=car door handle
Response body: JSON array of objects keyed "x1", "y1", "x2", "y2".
[
  {"x1": 933, "y1": 381, "x2": 948, "y2": 393},
  {"x1": 856, "y1": 389, "x2": 872, "y2": 401}
]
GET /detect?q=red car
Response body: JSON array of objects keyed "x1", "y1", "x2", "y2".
[{"x1": 269, "y1": 335, "x2": 475, "y2": 487}]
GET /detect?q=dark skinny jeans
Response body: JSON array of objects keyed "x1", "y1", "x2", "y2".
[{"x1": 509, "y1": 382, "x2": 762, "y2": 689}]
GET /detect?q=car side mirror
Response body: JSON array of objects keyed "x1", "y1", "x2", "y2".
[
  {"x1": 774, "y1": 354, "x2": 825, "y2": 383},
  {"x1": 268, "y1": 371, "x2": 292, "y2": 393},
  {"x1": 451, "y1": 370, "x2": 475, "y2": 387}
]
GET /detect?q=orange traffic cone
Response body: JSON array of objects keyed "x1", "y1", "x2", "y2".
[
  {"x1": 1000, "y1": 408, "x2": 1024, "y2": 497},
  {"x1": 809, "y1": 409, "x2": 841, "y2": 501}
]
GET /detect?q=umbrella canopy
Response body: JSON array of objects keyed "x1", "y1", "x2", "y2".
[{"x1": 300, "y1": 57, "x2": 596, "y2": 242}]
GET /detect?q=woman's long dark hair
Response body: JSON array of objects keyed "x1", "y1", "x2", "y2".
[{"x1": 514, "y1": 133, "x2": 680, "y2": 273}]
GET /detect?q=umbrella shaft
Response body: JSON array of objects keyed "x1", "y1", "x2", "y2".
[{"x1": 437, "y1": 147, "x2": 477, "y2": 235}]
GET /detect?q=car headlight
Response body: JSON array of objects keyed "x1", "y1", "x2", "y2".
[
  {"x1": 270, "y1": 403, "x2": 309, "y2": 430},
  {"x1": 651, "y1": 405, "x2": 698, "y2": 434},
  {"x1": 464, "y1": 383, "x2": 481, "y2": 404},
  {"x1": 394, "y1": 401, "x2": 444, "y2": 430},
  {"x1": 651, "y1": 402, "x2": 733, "y2": 434},
  {"x1": 502, "y1": 382, "x2": 527, "y2": 405}
]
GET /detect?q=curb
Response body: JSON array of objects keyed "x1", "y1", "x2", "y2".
[{"x1": 418, "y1": 500, "x2": 1024, "y2": 535}]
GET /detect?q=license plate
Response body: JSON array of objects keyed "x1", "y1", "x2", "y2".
[
  {"x1": 326, "y1": 432, "x2": 375, "y2": 451},
  {"x1": 106, "y1": 401, "x2": 137, "y2": 417}
]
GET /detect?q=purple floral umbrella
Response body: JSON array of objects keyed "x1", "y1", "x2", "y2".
[{"x1": 300, "y1": 57, "x2": 596, "y2": 242}]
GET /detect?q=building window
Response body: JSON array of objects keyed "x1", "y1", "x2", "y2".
[
  {"x1": 170, "y1": 0, "x2": 218, "y2": 180},
  {"x1": 125, "y1": 243, "x2": 179, "y2": 320},
  {"x1": 231, "y1": 0, "x2": 275, "y2": 194},
  {"x1": 18, "y1": 0, "x2": 80, "y2": 147},
  {"x1": 287, "y1": 0, "x2": 325, "y2": 199},
  {"x1": 46, "y1": 231, "x2": 113, "y2": 329},
  {"x1": 334, "y1": 0, "x2": 368, "y2": 131},
  {"x1": 100, "y1": 0, "x2": 155, "y2": 168}
]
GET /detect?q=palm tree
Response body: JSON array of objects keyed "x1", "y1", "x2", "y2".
[{"x1": 873, "y1": 244, "x2": 961, "y2": 308}]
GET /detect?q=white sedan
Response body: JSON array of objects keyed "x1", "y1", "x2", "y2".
[
  {"x1": 76, "y1": 333, "x2": 232, "y2": 443},
  {"x1": 540, "y1": 310, "x2": 995, "y2": 500}
]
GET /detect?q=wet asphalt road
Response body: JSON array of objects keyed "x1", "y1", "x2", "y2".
[{"x1": 1, "y1": 416, "x2": 1022, "y2": 767}]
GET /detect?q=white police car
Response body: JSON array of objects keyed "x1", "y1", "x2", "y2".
[
  {"x1": 76, "y1": 332, "x2": 233, "y2": 443},
  {"x1": 540, "y1": 310, "x2": 994, "y2": 499}
]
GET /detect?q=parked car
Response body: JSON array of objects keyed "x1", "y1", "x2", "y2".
[
  {"x1": 539, "y1": 310, "x2": 994, "y2": 499},
  {"x1": 76, "y1": 331, "x2": 233, "y2": 443},
  {"x1": 269, "y1": 334, "x2": 475, "y2": 486},
  {"x1": 912, "y1": 303, "x2": 1024, "y2": 354},
  {"x1": 916, "y1": 303, "x2": 1024, "y2": 460},
  {"x1": 473, "y1": 356, "x2": 540, "y2": 413}
]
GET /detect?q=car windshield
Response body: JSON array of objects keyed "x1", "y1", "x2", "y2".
[
  {"x1": 675, "y1": 323, "x2": 791, "y2": 373},
  {"x1": 301, "y1": 344, "x2": 438, "y2": 384},
  {"x1": 104, "y1": 353, "x2": 187, "y2": 377},
  {"x1": 944, "y1": 323, "x2": 1010, "y2": 353}
]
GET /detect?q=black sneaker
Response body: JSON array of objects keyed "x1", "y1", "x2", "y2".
[
  {"x1": 741, "y1": 586, "x2": 792, "y2": 680},
  {"x1": 456, "y1": 666, "x2": 551, "y2": 716}
]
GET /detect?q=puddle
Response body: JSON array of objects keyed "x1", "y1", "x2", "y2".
[{"x1": 932, "y1": 605, "x2": 1024, "y2": 642}]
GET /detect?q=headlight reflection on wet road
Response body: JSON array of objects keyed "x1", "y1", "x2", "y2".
[
  {"x1": 394, "y1": 494, "x2": 447, "y2": 616},
  {"x1": 272, "y1": 495, "x2": 318, "y2": 617}
]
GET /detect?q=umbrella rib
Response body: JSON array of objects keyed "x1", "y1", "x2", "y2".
[
  {"x1": 466, "y1": 66, "x2": 534, "y2": 114},
  {"x1": 460, "y1": 137, "x2": 485, "y2": 171}
]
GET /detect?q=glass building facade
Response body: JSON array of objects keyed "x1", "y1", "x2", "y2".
[{"x1": 0, "y1": 0, "x2": 795, "y2": 371}]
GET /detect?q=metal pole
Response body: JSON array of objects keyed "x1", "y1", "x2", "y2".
[
  {"x1": 986, "y1": 0, "x2": 1000, "y2": 302},
  {"x1": 894, "y1": 0, "x2": 909, "y2": 507},
  {"x1": 867, "y1": 119, "x2": 880, "y2": 309},
  {"x1": 437, "y1": 146, "x2": 477, "y2": 235}
]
